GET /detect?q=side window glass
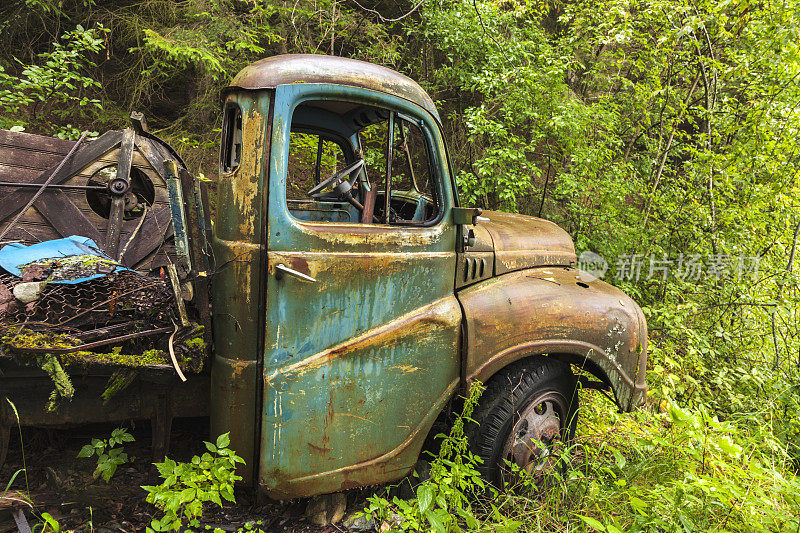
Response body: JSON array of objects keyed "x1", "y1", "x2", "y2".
[
  {"x1": 287, "y1": 133, "x2": 346, "y2": 200},
  {"x1": 284, "y1": 100, "x2": 442, "y2": 226},
  {"x1": 386, "y1": 119, "x2": 438, "y2": 224},
  {"x1": 220, "y1": 103, "x2": 242, "y2": 173}
]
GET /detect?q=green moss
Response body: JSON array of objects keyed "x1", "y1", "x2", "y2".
[
  {"x1": 19, "y1": 254, "x2": 120, "y2": 283},
  {"x1": 1, "y1": 324, "x2": 208, "y2": 412},
  {"x1": 183, "y1": 336, "x2": 205, "y2": 350},
  {"x1": 176, "y1": 325, "x2": 207, "y2": 372},
  {"x1": 61, "y1": 346, "x2": 169, "y2": 367},
  {"x1": 38, "y1": 352, "x2": 75, "y2": 411},
  {"x1": 102, "y1": 368, "x2": 138, "y2": 403},
  {"x1": 1, "y1": 328, "x2": 80, "y2": 351}
]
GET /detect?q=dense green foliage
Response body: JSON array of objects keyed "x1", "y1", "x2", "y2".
[{"x1": 1, "y1": 0, "x2": 799, "y2": 530}]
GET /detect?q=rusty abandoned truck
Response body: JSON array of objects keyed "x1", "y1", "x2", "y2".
[{"x1": 0, "y1": 54, "x2": 648, "y2": 499}]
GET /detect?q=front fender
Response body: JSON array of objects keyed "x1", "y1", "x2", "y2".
[{"x1": 456, "y1": 266, "x2": 648, "y2": 411}]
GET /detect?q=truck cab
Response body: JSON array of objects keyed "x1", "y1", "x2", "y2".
[{"x1": 211, "y1": 54, "x2": 648, "y2": 499}]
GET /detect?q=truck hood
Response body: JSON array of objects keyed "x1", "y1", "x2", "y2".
[{"x1": 475, "y1": 211, "x2": 576, "y2": 275}]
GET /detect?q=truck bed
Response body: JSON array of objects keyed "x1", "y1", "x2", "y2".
[
  {"x1": 0, "y1": 121, "x2": 213, "y2": 468},
  {"x1": 0, "y1": 357, "x2": 210, "y2": 468}
]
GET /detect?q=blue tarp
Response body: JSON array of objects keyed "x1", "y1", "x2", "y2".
[{"x1": 0, "y1": 236, "x2": 129, "y2": 284}]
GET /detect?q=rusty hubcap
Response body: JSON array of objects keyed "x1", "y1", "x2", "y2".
[{"x1": 500, "y1": 391, "x2": 567, "y2": 486}]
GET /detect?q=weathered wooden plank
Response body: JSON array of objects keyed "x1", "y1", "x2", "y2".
[
  {"x1": 0, "y1": 206, "x2": 60, "y2": 243},
  {"x1": 134, "y1": 248, "x2": 174, "y2": 272},
  {"x1": 106, "y1": 129, "x2": 136, "y2": 259},
  {"x1": 0, "y1": 164, "x2": 44, "y2": 184},
  {"x1": 121, "y1": 204, "x2": 173, "y2": 268},
  {"x1": 0, "y1": 129, "x2": 75, "y2": 154},
  {"x1": 37, "y1": 190, "x2": 104, "y2": 244},
  {"x1": 0, "y1": 148, "x2": 66, "y2": 170},
  {"x1": 0, "y1": 129, "x2": 178, "y2": 269},
  {"x1": 0, "y1": 130, "x2": 122, "y2": 225},
  {"x1": 134, "y1": 136, "x2": 166, "y2": 178},
  {"x1": 136, "y1": 134, "x2": 187, "y2": 174}
]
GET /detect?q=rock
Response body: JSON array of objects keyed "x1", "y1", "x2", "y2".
[
  {"x1": 12, "y1": 281, "x2": 46, "y2": 303},
  {"x1": 305, "y1": 492, "x2": 347, "y2": 526},
  {"x1": 329, "y1": 492, "x2": 347, "y2": 524},
  {"x1": 342, "y1": 512, "x2": 377, "y2": 531}
]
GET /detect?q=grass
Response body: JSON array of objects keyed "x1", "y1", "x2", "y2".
[{"x1": 474, "y1": 388, "x2": 800, "y2": 532}]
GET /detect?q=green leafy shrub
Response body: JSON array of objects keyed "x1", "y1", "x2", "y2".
[
  {"x1": 77, "y1": 427, "x2": 135, "y2": 483},
  {"x1": 142, "y1": 433, "x2": 244, "y2": 532},
  {"x1": 0, "y1": 24, "x2": 107, "y2": 136}
]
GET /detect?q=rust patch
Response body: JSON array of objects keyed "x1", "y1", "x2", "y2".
[
  {"x1": 296, "y1": 221, "x2": 444, "y2": 248},
  {"x1": 225, "y1": 55, "x2": 441, "y2": 122},
  {"x1": 266, "y1": 378, "x2": 459, "y2": 500},
  {"x1": 266, "y1": 296, "x2": 461, "y2": 381},
  {"x1": 457, "y1": 266, "x2": 648, "y2": 412}
]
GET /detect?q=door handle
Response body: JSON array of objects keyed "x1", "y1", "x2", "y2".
[{"x1": 275, "y1": 263, "x2": 317, "y2": 283}]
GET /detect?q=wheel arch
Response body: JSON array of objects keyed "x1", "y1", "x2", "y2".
[
  {"x1": 456, "y1": 266, "x2": 649, "y2": 413},
  {"x1": 467, "y1": 345, "x2": 621, "y2": 404}
]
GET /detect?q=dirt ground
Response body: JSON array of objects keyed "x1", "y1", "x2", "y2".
[{"x1": 0, "y1": 418, "x2": 377, "y2": 533}]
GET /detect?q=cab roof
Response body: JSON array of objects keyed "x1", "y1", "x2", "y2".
[{"x1": 226, "y1": 54, "x2": 440, "y2": 122}]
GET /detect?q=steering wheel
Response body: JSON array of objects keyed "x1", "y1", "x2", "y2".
[{"x1": 307, "y1": 159, "x2": 365, "y2": 199}]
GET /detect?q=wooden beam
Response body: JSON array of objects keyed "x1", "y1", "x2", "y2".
[{"x1": 105, "y1": 128, "x2": 135, "y2": 259}]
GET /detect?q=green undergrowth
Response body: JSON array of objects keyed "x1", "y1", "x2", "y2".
[
  {"x1": 374, "y1": 387, "x2": 800, "y2": 532},
  {"x1": 528, "y1": 393, "x2": 800, "y2": 532},
  {"x1": 363, "y1": 382, "x2": 524, "y2": 532}
]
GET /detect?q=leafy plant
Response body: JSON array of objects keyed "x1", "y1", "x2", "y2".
[
  {"x1": 142, "y1": 433, "x2": 244, "y2": 532},
  {"x1": 77, "y1": 427, "x2": 135, "y2": 483},
  {"x1": 0, "y1": 24, "x2": 107, "y2": 136},
  {"x1": 36, "y1": 512, "x2": 60, "y2": 533},
  {"x1": 362, "y1": 381, "x2": 521, "y2": 532}
]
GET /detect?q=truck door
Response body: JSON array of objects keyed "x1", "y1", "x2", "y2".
[{"x1": 259, "y1": 84, "x2": 461, "y2": 498}]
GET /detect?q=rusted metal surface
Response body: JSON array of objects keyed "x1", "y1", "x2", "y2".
[
  {"x1": 455, "y1": 211, "x2": 575, "y2": 287},
  {"x1": 225, "y1": 54, "x2": 441, "y2": 122},
  {"x1": 0, "y1": 269, "x2": 174, "y2": 326},
  {"x1": 475, "y1": 210, "x2": 577, "y2": 275},
  {"x1": 239, "y1": 82, "x2": 460, "y2": 499},
  {"x1": 457, "y1": 266, "x2": 648, "y2": 411},
  {"x1": 501, "y1": 389, "x2": 567, "y2": 486},
  {"x1": 212, "y1": 58, "x2": 649, "y2": 500},
  {"x1": 210, "y1": 91, "x2": 271, "y2": 486},
  {"x1": 455, "y1": 222, "x2": 494, "y2": 289}
]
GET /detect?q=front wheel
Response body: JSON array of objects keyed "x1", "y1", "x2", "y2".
[{"x1": 468, "y1": 358, "x2": 578, "y2": 489}]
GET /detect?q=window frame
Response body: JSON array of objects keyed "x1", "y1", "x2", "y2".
[
  {"x1": 219, "y1": 101, "x2": 243, "y2": 174},
  {"x1": 283, "y1": 98, "x2": 446, "y2": 229}
]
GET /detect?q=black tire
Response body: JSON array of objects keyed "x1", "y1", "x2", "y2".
[{"x1": 468, "y1": 357, "x2": 579, "y2": 489}]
